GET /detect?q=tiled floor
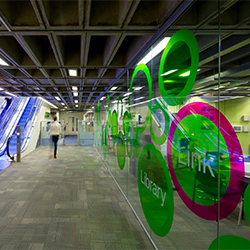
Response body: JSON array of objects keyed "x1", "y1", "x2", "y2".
[{"x1": 0, "y1": 146, "x2": 154, "y2": 250}]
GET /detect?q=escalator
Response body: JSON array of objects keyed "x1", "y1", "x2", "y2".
[
  {"x1": 0, "y1": 98, "x2": 29, "y2": 156},
  {"x1": 7, "y1": 98, "x2": 41, "y2": 159},
  {"x1": 0, "y1": 98, "x2": 11, "y2": 120}
]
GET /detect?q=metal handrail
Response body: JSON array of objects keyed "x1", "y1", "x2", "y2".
[
  {"x1": 0, "y1": 97, "x2": 17, "y2": 126},
  {"x1": 0, "y1": 98, "x2": 29, "y2": 154}
]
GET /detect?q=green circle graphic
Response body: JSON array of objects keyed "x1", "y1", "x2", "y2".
[
  {"x1": 208, "y1": 235, "x2": 250, "y2": 250},
  {"x1": 129, "y1": 64, "x2": 152, "y2": 134},
  {"x1": 102, "y1": 122, "x2": 108, "y2": 160},
  {"x1": 138, "y1": 144, "x2": 174, "y2": 237},
  {"x1": 244, "y1": 183, "x2": 250, "y2": 226},
  {"x1": 133, "y1": 133, "x2": 141, "y2": 158},
  {"x1": 150, "y1": 101, "x2": 170, "y2": 145},
  {"x1": 123, "y1": 111, "x2": 131, "y2": 137},
  {"x1": 172, "y1": 114, "x2": 230, "y2": 206},
  {"x1": 126, "y1": 136, "x2": 132, "y2": 158},
  {"x1": 159, "y1": 29, "x2": 199, "y2": 106},
  {"x1": 108, "y1": 110, "x2": 111, "y2": 128},
  {"x1": 117, "y1": 131, "x2": 126, "y2": 170},
  {"x1": 111, "y1": 110, "x2": 118, "y2": 137}
]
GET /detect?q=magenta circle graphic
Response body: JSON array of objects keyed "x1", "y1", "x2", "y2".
[{"x1": 167, "y1": 102, "x2": 244, "y2": 221}]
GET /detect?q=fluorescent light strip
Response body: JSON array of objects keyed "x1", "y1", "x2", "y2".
[
  {"x1": 161, "y1": 69, "x2": 178, "y2": 76},
  {"x1": 134, "y1": 86, "x2": 144, "y2": 91},
  {"x1": 227, "y1": 87, "x2": 238, "y2": 91},
  {"x1": 137, "y1": 37, "x2": 170, "y2": 65},
  {"x1": 73, "y1": 92, "x2": 78, "y2": 96},
  {"x1": 0, "y1": 58, "x2": 9, "y2": 66},
  {"x1": 112, "y1": 100, "x2": 118, "y2": 103},
  {"x1": 0, "y1": 87, "x2": 4, "y2": 91},
  {"x1": 61, "y1": 103, "x2": 65, "y2": 105},
  {"x1": 72, "y1": 86, "x2": 78, "y2": 91},
  {"x1": 123, "y1": 92, "x2": 132, "y2": 97},
  {"x1": 179, "y1": 71, "x2": 190, "y2": 77},
  {"x1": 55, "y1": 96, "x2": 61, "y2": 101},
  {"x1": 134, "y1": 97, "x2": 145, "y2": 101},
  {"x1": 213, "y1": 86, "x2": 225, "y2": 90},
  {"x1": 111, "y1": 86, "x2": 117, "y2": 91},
  {"x1": 74, "y1": 100, "x2": 78, "y2": 103},
  {"x1": 39, "y1": 97, "x2": 58, "y2": 109},
  {"x1": 69, "y1": 69, "x2": 77, "y2": 77},
  {"x1": 5, "y1": 91, "x2": 16, "y2": 97}
]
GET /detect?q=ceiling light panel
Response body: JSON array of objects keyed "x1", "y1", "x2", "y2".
[{"x1": 69, "y1": 69, "x2": 77, "y2": 77}]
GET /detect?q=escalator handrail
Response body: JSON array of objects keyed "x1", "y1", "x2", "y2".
[
  {"x1": 0, "y1": 98, "x2": 29, "y2": 151},
  {"x1": 6, "y1": 137, "x2": 14, "y2": 161},
  {"x1": 0, "y1": 97, "x2": 17, "y2": 126},
  {"x1": 6, "y1": 98, "x2": 42, "y2": 156}
]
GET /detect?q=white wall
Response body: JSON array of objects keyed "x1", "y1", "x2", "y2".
[{"x1": 21, "y1": 101, "x2": 54, "y2": 158}]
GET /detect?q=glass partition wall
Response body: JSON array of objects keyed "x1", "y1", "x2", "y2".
[{"x1": 95, "y1": 1, "x2": 250, "y2": 249}]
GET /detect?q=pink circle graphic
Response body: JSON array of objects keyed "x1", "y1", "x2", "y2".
[{"x1": 167, "y1": 102, "x2": 244, "y2": 220}]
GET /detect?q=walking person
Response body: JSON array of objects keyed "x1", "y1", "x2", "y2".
[{"x1": 49, "y1": 116, "x2": 61, "y2": 158}]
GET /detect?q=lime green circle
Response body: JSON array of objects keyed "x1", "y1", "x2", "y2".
[
  {"x1": 129, "y1": 64, "x2": 152, "y2": 134},
  {"x1": 133, "y1": 133, "x2": 141, "y2": 158},
  {"x1": 158, "y1": 29, "x2": 199, "y2": 106},
  {"x1": 150, "y1": 101, "x2": 169, "y2": 145},
  {"x1": 208, "y1": 235, "x2": 250, "y2": 249},
  {"x1": 106, "y1": 95, "x2": 110, "y2": 111},
  {"x1": 102, "y1": 122, "x2": 108, "y2": 160},
  {"x1": 117, "y1": 131, "x2": 125, "y2": 170},
  {"x1": 108, "y1": 110, "x2": 111, "y2": 128},
  {"x1": 111, "y1": 110, "x2": 118, "y2": 137},
  {"x1": 123, "y1": 111, "x2": 131, "y2": 137},
  {"x1": 126, "y1": 136, "x2": 132, "y2": 158},
  {"x1": 138, "y1": 144, "x2": 174, "y2": 237},
  {"x1": 172, "y1": 115, "x2": 230, "y2": 206},
  {"x1": 244, "y1": 184, "x2": 250, "y2": 226}
]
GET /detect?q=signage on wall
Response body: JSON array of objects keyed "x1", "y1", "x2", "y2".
[{"x1": 95, "y1": 29, "x2": 247, "y2": 244}]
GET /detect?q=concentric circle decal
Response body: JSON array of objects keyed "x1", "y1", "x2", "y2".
[
  {"x1": 167, "y1": 102, "x2": 244, "y2": 221},
  {"x1": 123, "y1": 111, "x2": 131, "y2": 137},
  {"x1": 138, "y1": 144, "x2": 174, "y2": 237},
  {"x1": 117, "y1": 131, "x2": 125, "y2": 170},
  {"x1": 150, "y1": 101, "x2": 170, "y2": 145},
  {"x1": 129, "y1": 64, "x2": 152, "y2": 134},
  {"x1": 208, "y1": 235, "x2": 250, "y2": 250},
  {"x1": 111, "y1": 110, "x2": 118, "y2": 137},
  {"x1": 244, "y1": 183, "x2": 250, "y2": 226},
  {"x1": 159, "y1": 29, "x2": 199, "y2": 106},
  {"x1": 133, "y1": 133, "x2": 140, "y2": 158}
]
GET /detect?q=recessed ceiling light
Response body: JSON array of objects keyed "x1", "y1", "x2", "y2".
[
  {"x1": 74, "y1": 100, "x2": 78, "y2": 103},
  {"x1": 111, "y1": 86, "x2": 118, "y2": 91},
  {"x1": 61, "y1": 102, "x2": 65, "y2": 105},
  {"x1": 92, "y1": 106, "x2": 94, "y2": 109},
  {"x1": 73, "y1": 92, "x2": 78, "y2": 96},
  {"x1": 72, "y1": 86, "x2": 78, "y2": 91},
  {"x1": 75, "y1": 104, "x2": 78, "y2": 107},
  {"x1": 55, "y1": 96, "x2": 60, "y2": 101},
  {"x1": 0, "y1": 58, "x2": 9, "y2": 66},
  {"x1": 69, "y1": 69, "x2": 77, "y2": 77}
]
